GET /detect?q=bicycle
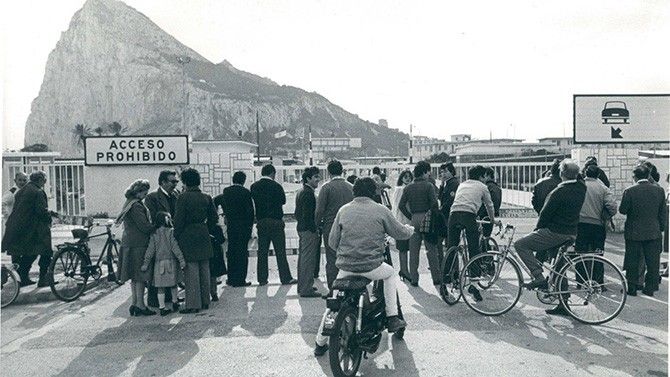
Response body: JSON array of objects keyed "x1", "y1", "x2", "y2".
[
  {"x1": 439, "y1": 219, "x2": 499, "y2": 305},
  {"x1": 47, "y1": 219, "x2": 123, "y2": 302},
  {"x1": 459, "y1": 223, "x2": 627, "y2": 325},
  {"x1": 1, "y1": 261, "x2": 21, "y2": 308}
]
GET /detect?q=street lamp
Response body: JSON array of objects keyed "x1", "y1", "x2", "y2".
[{"x1": 177, "y1": 56, "x2": 191, "y2": 135}]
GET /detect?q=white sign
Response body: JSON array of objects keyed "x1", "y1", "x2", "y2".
[
  {"x1": 84, "y1": 135, "x2": 189, "y2": 166},
  {"x1": 574, "y1": 94, "x2": 670, "y2": 143}
]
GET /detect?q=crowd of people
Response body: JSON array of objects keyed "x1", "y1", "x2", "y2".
[{"x1": 1, "y1": 156, "x2": 666, "y2": 329}]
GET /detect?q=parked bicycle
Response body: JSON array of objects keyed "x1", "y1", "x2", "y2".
[
  {"x1": 439, "y1": 219, "x2": 499, "y2": 305},
  {"x1": 459, "y1": 223, "x2": 627, "y2": 325},
  {"x1": 47, "y1": 219, "x2": 123, "y2": 302},
  {"x1": 1, "y1": 261, "x2": 21, "y2": 308}
]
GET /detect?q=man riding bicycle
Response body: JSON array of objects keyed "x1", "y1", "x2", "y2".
[
  {"x1": 314, "y1": 177, "x2": 414, "y2": 356},
  {"x1": 514, "y1": 160, "x2": 586, "y2": 316}
]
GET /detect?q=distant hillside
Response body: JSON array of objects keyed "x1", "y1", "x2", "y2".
[{"x1": 24, "y1": 0, "x2": 408, "y2": 157}]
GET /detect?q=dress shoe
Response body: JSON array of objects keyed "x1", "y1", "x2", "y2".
[
  {"x1": 468, "y1": 285, "x2": 483, "y2": 302},
  {"x1": 137, "y1": 307, "x2": 157, "y2": 316},
  {"x1": 314, "y1": 343, "x2": 328, "y2": 357},
  {"x1": 282, "y1": 278, "x2": 298, "y2": 285},
  {"x1": 211, "y1": 294, "x2": 219, "y2": 302},
  {"x1": 129, "y1": 305, "x2": 139, "y2": 316},
  {"x1": 19, "y1": 279, "x2": 36, "y2": 287},
  {"x1": 172, "y1": 302, "x2": 181, "y2": 312},
  {"x1": 37, "y1": 277, "x2": 50, "y2": 288},
  {"x1": 642, "y1": 288, "x2": 654, "y2": 297},
  {"x1": 410, "y1": 280, "x2": 419, "y2": 287},
  {"x1": 523, "y1": 276, "x2": 548, "y2": 291},
  {"x1": 179, "y1": 308, "x2": 199, "y2": 314},
  {"x1": 300, "y1": 291, "x2": 322, "y2": 298},
  {"x1": 159, "y1": 308, "x2": 172, "y2": 316},
  {"x1": 398, "y1": 271, "x2": 410, "y2": 282},
  {"x1": 386, "y1": 316, "x2": 407, "y2": 333},
  {"x1": 545, "y1": 304, "x2": 570, "y2": 316},
  {"x1": 627, "y1": 285, "x2": 637, "y2": 296}
]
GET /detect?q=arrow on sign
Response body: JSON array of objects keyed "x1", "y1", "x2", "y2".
[{"x1": 611, "y1": 127, "x2": 623, "y2": 139}]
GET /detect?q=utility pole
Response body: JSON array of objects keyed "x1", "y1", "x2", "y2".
[
  {"x1": 408, "y1": 124, "x2": 414, "y2": 164},
  {"x1": 256, "y1": 111, "x2": 261, "y2": 163},
  {"x1": 308, "y1": 125, "x2": 313, "y2": 165},
  {"x1": 177, "y1": 56, "x2": 191, "y2": 135}
]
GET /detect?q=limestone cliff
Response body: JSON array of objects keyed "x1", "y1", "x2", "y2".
[{"x1": 24, "y1": 0, "x2": 408, "y2": 158}]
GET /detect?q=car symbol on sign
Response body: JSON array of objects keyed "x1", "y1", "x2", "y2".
[{"x1": 602, "y1": 101, "x2": 629, "y2": 124}]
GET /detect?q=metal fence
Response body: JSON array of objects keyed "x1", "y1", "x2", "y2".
[
  {"x1": 6, "y1": 160, "x2": 86, "y2": 216},
  {"x1": 254, "y1": 161, "x2": 554, "y2": 210}
]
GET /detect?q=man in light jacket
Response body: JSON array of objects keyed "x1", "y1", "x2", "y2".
[{"x1": 575, "y1": 165, "x2": 618, "y2": 284}]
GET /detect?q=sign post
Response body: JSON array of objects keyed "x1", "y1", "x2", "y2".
[
  {"x1": 84, "y1": 135, "x2": 189, "y2": 166},
  {"x1": 573, "y1": 94, "x2": 670, "y2": 144}
]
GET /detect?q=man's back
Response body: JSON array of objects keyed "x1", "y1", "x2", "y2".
[
  {"x1": 315, "y1": 178, "x2": 353, "y2": 226},
  {"x1": 537, "y1": 180, "x2": 587, "y2": 235},
  {"x1": 620, "y1": 181, "x2": 666, "y2": 241},
  {"x1": 217, "y1": 185, "x2": 254, "y2": 227},
  {"x1": 250, "y1": 178, "x2": 286, "y2": 220},
  {"x1": 579, "y1": 178, "x2": 617, "y2": 225}
]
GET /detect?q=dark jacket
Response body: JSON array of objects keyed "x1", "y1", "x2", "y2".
[
  {"x1": 532, "y1": 175, "x2": 562, "y2": 214},
  {"x1": 315, "y1": 177, "x2": 354, "y2": 228},
  {"x1": 144, "y1": 188, "x2": 178, "y2": 223},
  {"x1": 478, "y1": 180, "x2": 502, "y2": 218},
  {"x1": 439, "y1": 176, "x2": 459, "y2": 219},
  {"x1": 250, "y1": 177, "x2": 286, "y2": 221},
  {"x1": 121, "y1": 201, "x2": 155, "y2": 248},
  {"x1": 398, "y1": 177, "x2": 439, "y2": 220},
  {"x1": 214, "y1": 184, "x2": 254, "y2": 230},
  {"x1": 174, "y1": 187, "x2": 218, "y2": 262},
  {"x1": 2, "y1": 182, "x2": 52, "y2": 256},
  {"x1": 295, "y1": 184, "x2": 317, "y2": 232},
  {"x1": 619, "y1": 180, "x2": 666, "y2": 241},
  {"x1": 536, "y1": 179, "x2": 587, "y2": 235}
]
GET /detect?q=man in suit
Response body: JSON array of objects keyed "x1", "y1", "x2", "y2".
[
  {"x1": 250, "y1": 164, "x2": 297, "y2": 285},
  {"x1": 620, "y1": 165, "x2": 667, "y2": 297},
  {"x1": 295, "y1": 166, "x2": 321, "y2": 297},
  {"x1": 144, "y1": 170, "x2": 179, "y2": 306},
  {"x1": 214, "y1": 171, "x2": 254, "y2": 287},
  {"x1": 437, "y1": 163, "x2": 459, "y2": 256},
  {"x1": 315, "y1": 160, "x2": 354, "y2": 291},
  {"x1": 2, "y1": 172, "x2": 28, "y2": 235},
  {"x1": 2, "y1": 171, "x2": 56, "y2": 287}
]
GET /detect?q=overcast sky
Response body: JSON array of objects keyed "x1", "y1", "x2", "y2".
[{"x1": 2, "y1": 0, "x2": 669, "y2": 149}]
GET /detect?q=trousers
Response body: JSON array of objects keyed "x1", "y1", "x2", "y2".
[
  {"x1": 409, "y1": 212, "x2": 441, "y2": 284},
  {"x1": 297, "y1": 230, "x2": 320, "y2": 295},
  {"x1": 256, "y1": 218, "x2": 293, "y2": 284}
]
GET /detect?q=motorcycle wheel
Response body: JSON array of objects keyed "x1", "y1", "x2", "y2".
[{"x1": 329, "y1": 305, "x2": 363, "y2": 377}]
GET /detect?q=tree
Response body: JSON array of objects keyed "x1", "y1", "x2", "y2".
[
  {"x1": 72, "y1": 124, "x2": 91, "y2": 149},
  {"x1": 21, "y1": 143, "x2": 50, "y2": 152},
  {"x1": 93, "y1": 126, "x2": 104, "y2": 136},
  {"x1": 108, "y1": 121, "x2": 127, "y2": 136},
  {"x1": 427, "y1": 152, "x2": 452, "y2": 163}
]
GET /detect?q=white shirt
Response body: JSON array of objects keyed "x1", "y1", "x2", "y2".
[{"x1": 450, "y1": 179, "x2": 494, "y2": 217}]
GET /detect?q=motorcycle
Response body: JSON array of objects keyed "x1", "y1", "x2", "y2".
[{"x1": 321, "y1": 241, "x2": 405, "y2": 377}]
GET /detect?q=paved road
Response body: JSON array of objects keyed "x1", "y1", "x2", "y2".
[{"x1": 2, "y1": 219, "x2": 667, "y2": 377}]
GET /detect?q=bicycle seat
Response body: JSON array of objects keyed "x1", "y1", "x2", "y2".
[{"x1": 332, "y1": 276, "x2": 371, "y2": 291}]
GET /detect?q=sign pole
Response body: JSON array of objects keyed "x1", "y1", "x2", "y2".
[
  {"x1": 308, "y1": 125, "x2": 313, "y2": 165},
  {"x1": 256, "y1": 111, "x2": 260, "y2": 163}
]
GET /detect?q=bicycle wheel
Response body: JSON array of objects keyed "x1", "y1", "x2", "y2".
[
  {"x1": 329, "y1": 305, "x2": 363, "y2": 377},
  {"x1": 439, "y1": 246, "x2": 464, "y2": 305},
  {"x1": 104, "y1": 241, "x2": 122, "y2": 285},
  {"x1": 1, "y1": 266, "x2": 20, "y2": 308},
  {"x1": 557, "y1": 254, "x2": 626, "y2": 325},
  {"x1": 49, "y1": 248, "x2": 89, "y2": 302},
  {"x1": 460, "y1": 251, "x2": 523, "y2": 316}
]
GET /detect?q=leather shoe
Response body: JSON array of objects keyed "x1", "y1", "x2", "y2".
[
  {"x1": 314, "y1": 343, "x2": 328, "y2": 357},
  {"x1": 627, "y1": 285, "x2": 637, "y2": 296},
  {"x1": 179, "y1": 308, "x2": 199, "y2": 314},
  {"x1": 468, "y1": 285, "x2": 483, "y2": 302},
  {"x1": 642, "y1": 288, "x2": 654, "y2": 297},
  {"x1": 386, "y1": 316, "x2": 407, "y2": 333},
  {"x1": 523, "y1": 276, "x2": 548, "y2": 290},
  {"x1": 20, "y1": 279, "x2": 36, "y2": 287},
  {"x1": 282, "y1": 278, "x2": 298, "y2": 285},
  {"x1": 37, "y1": 277, "x2": 50, "y2": 288},
  {"x1": 300, "y1": 291, "x2": 322, "y2": 298},
  {"x1": 545, "y1": 304, "x2": 570, "y2": 316}
]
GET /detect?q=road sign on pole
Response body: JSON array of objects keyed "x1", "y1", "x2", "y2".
[{"x1": 573, "y1": 94, "x2": 670, "y2": 144}]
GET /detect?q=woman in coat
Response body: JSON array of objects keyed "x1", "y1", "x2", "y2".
[
  {"x1": 391, "y1": 170, "x2": 413, "y2": 282},
  {"x1": 117, "y1": 179, "x2": 156, "y2": 316},
  {"x1": 173, "y1": 168, "x2": 219, "y2": 313}
]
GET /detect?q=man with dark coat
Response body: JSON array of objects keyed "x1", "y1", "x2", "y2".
[
  {"x1": 437, "y1": 163, "x2": 459, "y2": 252},
  {"x1": 2, "y1": 171, "x2": 56, "y2": 287},
  {"x1": 250, "y1": 164, "x2": 297, "y2": 285},
  {"x1": 144, "y1": 170, "x2": 179, "y2": 306},
  {"x1": 532, "y1": 159, "x2": 562, "y2": 214},
  {"x1": 478, "y1": 167, "x2": 502, "y2": 238},
  {"x1": 620, "y1": 165, "x2": 667, "y2": 297},
  {"x1": 583, "y1": 156, "x2": 610, "y2": 188},
  {"x1": 295, "y1": 167, "x2": 321, "y2": 297},
  {"x1": 214, "y1": 171, "x2": 255, "y2": 287}
]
